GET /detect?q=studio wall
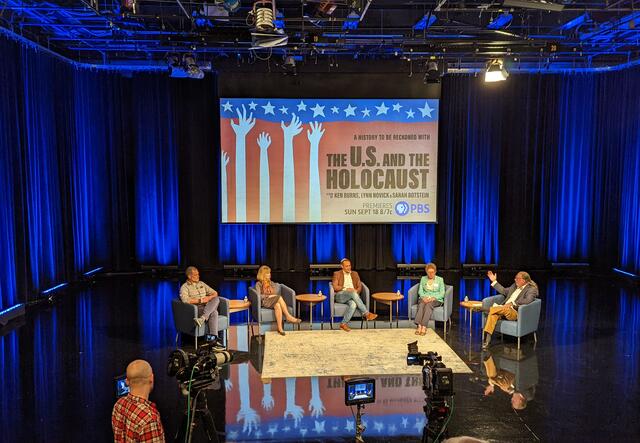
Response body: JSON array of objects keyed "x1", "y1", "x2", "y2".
[{"x1": 1, "y1": 34, "x2": 639, "y2": 309}]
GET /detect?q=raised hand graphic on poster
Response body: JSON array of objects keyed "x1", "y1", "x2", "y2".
[
  {"x1": 307, "y1": 122, "x2": 325, "y2": 221},
  {"x1": 257, "y1": 132, "x2": 271, "y2": 223},
  {"x1": 284, "y1": 377, "x2": 304, "y2": 428},
  {"x1": 221, "y1": 151, "x2": 229, "y2": 222},
  {"x1": 230, "y1": 105, "x2": 256, "y2": 222},
  {"x1": 308, "y1": 376, "x2": 326, "y2": 418},
  {"x1": 261, "y1": 382, "x2": 275, "y2": 411},
  {"x1": 281, "y1": 114, "x2": 303, "y2": 222}
]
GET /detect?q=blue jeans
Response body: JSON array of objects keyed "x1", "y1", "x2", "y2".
[{"x1": 335, "y1": 290, "x2": 368, "y2": 324}]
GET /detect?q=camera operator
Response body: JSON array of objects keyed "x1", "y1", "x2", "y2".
[{"x1": 112, "y1": 359, "x2": 165, "y2": 443}]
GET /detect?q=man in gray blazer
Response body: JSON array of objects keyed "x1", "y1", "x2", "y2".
[{"x1": 483, "y1": 271, "x2": 538, "y2": 349}]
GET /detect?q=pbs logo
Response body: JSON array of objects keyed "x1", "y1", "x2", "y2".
[{"x1": 395, "y1": 201, "x2": 410, "y2": 216}]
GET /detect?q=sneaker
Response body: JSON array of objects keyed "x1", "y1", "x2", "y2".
[
  {"x1": 339, "y1": 323, "x2": 351, "y2": 332},
  {"x1": 365, "y1": 312, "x2": 378, "y2": 321},
  {"x1": 194, "y1": 317, "x2": 205, "y2": 328}
]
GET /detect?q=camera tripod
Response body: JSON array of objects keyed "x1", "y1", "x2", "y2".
[
  {"x1": 354, "y1": 403, "x2": 366, "y2": 443},
  {"x1": 175, "y1": 390, "x2": 219, "y2": 443}
]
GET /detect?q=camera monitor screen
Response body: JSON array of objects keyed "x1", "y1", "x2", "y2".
[
  {"x1": 344, "y1": 378, "x2": 376, "y2": 406},
  {"x1": 115, "y1": 374, "x2": 129, "y2": 398}
]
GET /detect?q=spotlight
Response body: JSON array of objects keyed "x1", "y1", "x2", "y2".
[
  {"x1": 282, "y1": 55, "x2": 297, "y2": 75},
  {"x1": 249, "y1": 1, "x2": 288, "y2": 48},
  {"x1": 252, "y1": 1, "x2": 276, "y2": 31},
  {"x1": 484, "y1": 59, "x2": 508, "y2": 82},
  {"x1": 315, "y1": 1, "x2": 338, "y2": 17},
  {"x1": 183, "y1": 54, "x2": 205, "y2": 79},
  {"x1": 122, "y1": 0, "x2": 137, "y2": 14},
  {"x1": 222, "y1": 0, "x2": 241, "y2": 13},
  {"x1": 424, "y1": 61, "x2": 440, "y2": 84}
]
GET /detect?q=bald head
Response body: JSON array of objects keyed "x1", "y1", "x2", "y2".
[{"x1": 126, "y1": 359, "x2": 153, "y2": 388}]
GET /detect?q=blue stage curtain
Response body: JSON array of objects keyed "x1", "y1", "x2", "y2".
[
  {"x1": 219, "y1": 225, "x2": 266, "y2": 264},
  {"x1": 306, "y1": 224, "x2": 348, "y2": 263},
  {"x1": 543, "y1": 75, "x2": 597, "y2": 261},
  {"x1": 391, "y1": 224, "x2": 435, "y2": 264},
  {"x1": 0, "y1": 50, "x2": 19, "y2": 310},
  {"x1": 68, "y1": 71, "x2": 114, "y2": 273},
  {"x1": 20, "y1": 46, "x2": 67, "y2": 291},
  {"x1": 132, "y1": 76, "x2": 180, "y2": 265},
  {"x1": 458, "y1": 80, "x2": 501, "y2": 264}
]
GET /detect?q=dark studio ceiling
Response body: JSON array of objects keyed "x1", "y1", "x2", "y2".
[{"x1": 1, "y1": 0, "x2": 639, "y2": 75}]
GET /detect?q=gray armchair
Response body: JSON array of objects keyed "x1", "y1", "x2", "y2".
[
  {"x1": 407, "y1": 284, "x2": 454, "y2": 335},
  {"x1": 481, "y1": 295, "x2": 542, "y2": 350},
  {"x1": 329, "y1": 282, "x2": 370, "y2": 329},
  {"x1": 171, "y1": 297, "x2": 229, "y2": 349},
  {"x1": 247, "y1": 284, "x2": 297, "y2": 338}
]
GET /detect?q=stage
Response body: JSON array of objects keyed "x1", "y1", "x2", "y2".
[{"x1": 1, "y1": 272, "x2": 639, "y2": 442}]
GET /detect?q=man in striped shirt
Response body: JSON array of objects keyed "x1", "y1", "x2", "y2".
[
  {"x1": 179, "y1": 266, "x2": 221, "y2": 344},
  {"x1": 112, "y1": 359, "x2": 165, "y2": 442}
]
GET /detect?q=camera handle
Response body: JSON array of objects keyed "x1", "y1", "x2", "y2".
[{"x1": 355, "y1": 403, "x2": 366, "y2": 443}]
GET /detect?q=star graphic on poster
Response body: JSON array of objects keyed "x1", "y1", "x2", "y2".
[
  {"x1": 392, "y1": 102, "x2": 402, "y2": 112},
  {"x1": 375, "y1": 102, "x2": 389, "y2": 115},
  {"x1": 279, "y1": 105, "x2": 289, "y2": 114},
  {"x1": 248, "y1": 101, "x2": 258, "y2": 110},
  {"x1": 418, "y1": 100, "x2": 433, "y2": 117},
  {"x1": 222, "y1": 101, "x2": 233, "y2": 112},
  {"x1": 362, "y1": 108, "x2": 371, "y2": 117},
  {"x1": 344, "y1": 104, "x2": 357, "y2": 117},
  {"x1": 262, "y1": 101, "x2": 275, "y2": 115},
  {"x1": 297, "y1": 101, "x2": 307, "y2": 111},
  {"x1": 311, "y1": 103, "x2": 325, "y2": 117},
  {"x1": 331, "y1": 106, "x2": 339, "y2": 114},
  {"x1": 406, "y1": 109, "x2": 415, "y2": 119}
]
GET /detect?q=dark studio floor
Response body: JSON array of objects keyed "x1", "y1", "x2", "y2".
[{"x1": 1, "y1": 270, "x2": 639, "y2": 443}]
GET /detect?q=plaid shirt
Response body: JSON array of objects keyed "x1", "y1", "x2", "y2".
[{"x1": 112, "y1": 394, "x2": 165, "y2": 443}]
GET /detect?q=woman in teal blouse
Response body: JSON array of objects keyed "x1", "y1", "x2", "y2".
[{"x1": 415, "y1": 263, "x2": 445, "y2": 335}]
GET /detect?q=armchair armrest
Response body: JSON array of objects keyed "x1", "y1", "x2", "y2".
[
  {"x1": 407, "y1": 283, "x2": 419, "y2": 319},
  {"x1": 443, "y1": 285, "x2": 454, "y2": 318},
  {"x1": 171, "y1": 298, "x2": 198, "y2": 334},
  {"x1": 217, "y1": 296, "x2": 230, "y2": 317},
  {"x1": 360, "y1": 282, "x2": 370, "y2": 311},
  {"x1": 482, "y1": 294, "x2": 505, "y2": 310},
  {"x1": 247, "y1": 287, "x2": 261, "y2": 322},
  {"x1": 280, "y1": 284, "x2": 297, "y2": 316},
  {"x1": 516, "y1": 299, "x2": 542, "y2": 336}
]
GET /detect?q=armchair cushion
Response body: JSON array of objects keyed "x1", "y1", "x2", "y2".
[
  {"x1": 481, "y1": 298, "x2": 542, "y2": 338},
  {"x1": 171, "y1": 297, "x2": 230, "y2": 337},
  {"x1": 247, "y1": 284, "x2": 296, "y2": 327}
]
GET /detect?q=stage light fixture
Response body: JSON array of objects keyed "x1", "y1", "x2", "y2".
[
  {"x1": 183, "y1": 54, "x2": 205, "y2": 79},
  {"x1": 424, "y1": 61, "x2": 440, "y2": 84},
  {"x1": 315, "y1": 1, "x2": 338, "y2": 17},
  {"x1": 485, "y1": 59, "x2": 509, "y2": 82},
  {"x1": 249, "y1": 1, "x2": 289, "y2": 48},
  {"x1": 342, "y1": 11, "x2": 361, "y2": 31},
  {"x1": 502, "y1": 0, "x2": 564, "y2": 12},
  {"x1": 222, "y1": 0, "x2": 241, "y2": 13}
]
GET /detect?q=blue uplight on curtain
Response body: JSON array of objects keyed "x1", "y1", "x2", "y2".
[
  {"x1": 0, "y1": 112, "x2": 18, "y2": 311},
  {"x1": 617, "y1": 289, "x2": 640, "y2": 382},
  {"x1": 544, "y1": 75, "x2": 597, "y2": 262},
  {"x1": 0, "y1": 333, "x2": 21, "y2": 440},
  {"x1": 391, "y1": 224, "x2": 435, "y2": 264},
  {"x1": 138, "y1": 281, "x2": 178, "y2": 348},
  {"x1": 459, "y1": 89, "x2": 500, "y2": 264},
  {"x1": 70, "y1": 72, "x2": 111, "y2": 273},
  {"x1": 134, "y1": 78, "x2": 180, "y2": 265},
  {"x1": 618, "y1": 119, "x2": 640, "y2": 275},
  {"x1": 21, "y1": 47, "x2": 66, "y2": 290},
  {"x1": 306, "y1": 224, "x2": 347, "y2": 262},
  {"x1": 218, "y1": 225, "x2": 266, "y2": 264}
]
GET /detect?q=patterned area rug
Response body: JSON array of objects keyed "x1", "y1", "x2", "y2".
[{"x1": 261, "y1": 328, "x2": 471, "y2": 379}]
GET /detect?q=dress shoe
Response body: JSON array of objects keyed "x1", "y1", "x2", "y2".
[
  {"x1": 339, "y1": 323, "x2": 351, "y2": 332},
  {"x1": 289, "y1": 318, "x2": 302, "y2": 324},
  {"x1": 278, "y1": 330, "x2": 286, "y2": 336},
  {"x1": 365, "y1": 312, "x2": 378, "y2": 321}
]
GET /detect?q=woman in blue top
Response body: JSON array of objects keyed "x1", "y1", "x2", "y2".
[{"x1": 415, "y1": 262, "x2": 445, "y2": 336}]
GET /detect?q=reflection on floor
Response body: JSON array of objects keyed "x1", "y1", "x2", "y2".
[{"x1": 1, "y1": 272, "x2": 640, "y2": 442}]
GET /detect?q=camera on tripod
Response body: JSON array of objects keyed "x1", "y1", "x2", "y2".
[
  {"x1": 407, "y1": 341, "x2": 453, "y2": 397},
  {"x1": 407, "y1": 341, "x2": 454, "y2": 443},
  {"x1": 167, "y1": 341, "x2": 233, "y2": 390}
]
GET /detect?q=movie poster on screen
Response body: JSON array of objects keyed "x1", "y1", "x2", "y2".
[{"x1": 219, "y1": 98, "x2": 438, "y2": 223}]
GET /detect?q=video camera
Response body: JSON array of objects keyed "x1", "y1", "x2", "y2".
[
  {"x1": 407, "y1": 341, "x2": 454, "y2": 443},
  {"x1": 167, "y1": 342, "x2": 233, "y2": 391},
  {"x1": 407, "y1": 341, "x2": 453, "y2": 397}
]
